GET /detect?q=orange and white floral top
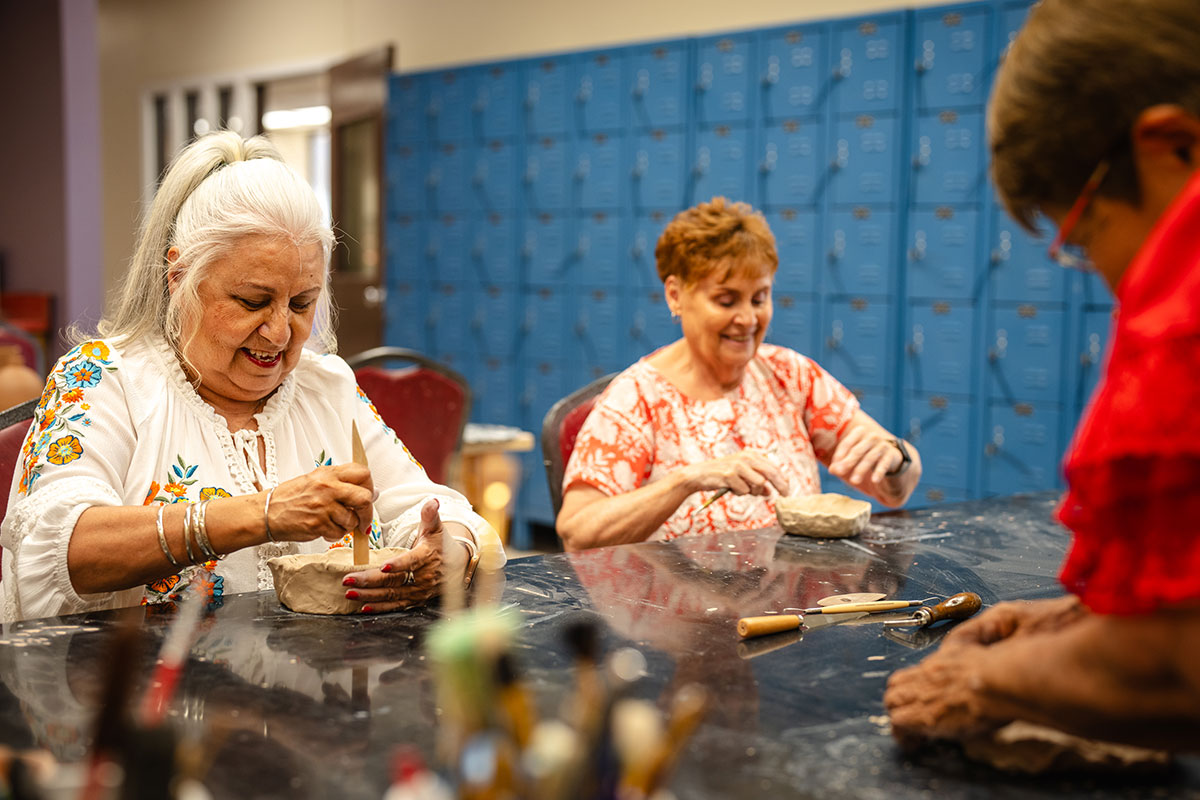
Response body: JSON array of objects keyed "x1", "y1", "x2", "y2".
[{"x1": 563, "y1": 343, "x2": 859, "y2": 540}]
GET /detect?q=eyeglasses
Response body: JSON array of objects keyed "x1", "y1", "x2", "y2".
[{"x1": 1047, "y1": 159, "x2": 1111, "y2": 271}]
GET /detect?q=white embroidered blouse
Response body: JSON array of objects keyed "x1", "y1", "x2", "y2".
[{"x1": 0, "y1": 336, "x2": 500, "y2": 622}]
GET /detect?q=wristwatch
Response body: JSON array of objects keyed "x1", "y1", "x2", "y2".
[{"x1": 886, "y1": 438, "x2": 912, "y2": 476}]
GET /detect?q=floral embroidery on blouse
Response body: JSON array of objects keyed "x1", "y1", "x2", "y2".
[
  {"x1": 18, "y1": 342, "x2": 115, "y2": 496},
  {"x1": 329, "y1": 516, "x2": 384, "y2": 551},
  {"x1": 355, "y1": 385, "x2": 423, "y2": 470},
  {"x1": 315, "y1": 449, "x2": 333, "y2": 468}
]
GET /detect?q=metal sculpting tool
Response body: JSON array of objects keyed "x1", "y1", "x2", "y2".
[
  {"x1": 736, "y1": 599, "x2": 931, "y2": 639},
  {"x1": 882, "y1": 592, "x2": 982, "y2": 628}
]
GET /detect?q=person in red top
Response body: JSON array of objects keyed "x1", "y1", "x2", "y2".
[
  {"x1": 557, "y1": 197, "x2": 922, "y2": 550},
  {"x1": 885, "y1": 0, "x2": 1200, "y2": 752}
]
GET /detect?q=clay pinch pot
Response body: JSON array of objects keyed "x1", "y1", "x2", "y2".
[
  {"x1": 268, "y1": 547, "x2": 409, "y2": 615},
  {"x1": 775, "y1": 493, "x2": 871, "y2": 539}
]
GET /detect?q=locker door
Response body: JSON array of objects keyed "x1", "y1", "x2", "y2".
[
  {"x1": 761, "y1": 26, "x2": 827, "y2": 121},
  {"x1": 430, "y1": 142, "x2": 470, "y2": 213},
  {"x1": 821, "y1": 298, "x2": 890, "y2": 389},
  {"x1": 906, "y1": 207, "x2": 981, "y2": 300},
  {"x1": 696, "y1": 34, "x2": 754, "y2": 125},
  {"x1": 831, "y1": 115, "x2": 899, "y2": 206},
  {"x1": 519, "y1": 362, "x2": 570, "y2": 522},
  {"x1": 983, "y1": 401, "x2": 1063, "y2": 495},
  {"x1": 632, "y1": 130, "x2": 686, "y2": 211},
  {"x1": 520, "y1": 288, "x2": 569, "y2": 364},
  {"x1": 1075, "y1": 307, "x2": 1114, "y2": 414},
  {"x1": 473, "y1": 357, "x2": 515, "y2": 424},
  {"x1": 766, "y1": 209, "x2": 818, "y2": 295},
  {"x1": 913, "y1": 6, "x2": 989, "y2": 111},
  {"x1": 471, "y1": 140, "x2": 517, "y2": 213},
  {"x1": 384, "y1": 278, "x2": 427, "y2": 353},
  {"x1": 1078, "y1": 270, "x2": 1114, "y2": 306},
  {"x1": 471, "y1": 64, "x2": 519, "y2": 140},
  {"x1": 912, "y1": 110, "x2": 985, "y2": 205},
  {"x1": 832, "y1": 15, "x2": 904, "y2": 115},
  {"x1": 524, "y1": 57, "x2": 569, "y2": 136},
  {"x1": 760, "y1": 119, "x2": 823, "y2": 208},
  {"x1": 427, "y1": 284, "x2": 473, "y2": 367},
  {"x1": 905, "y1": 301, "x2": 976, "y2": 397},
  {"x1": 386, "y1": 143, "x2": 426, "y2": 215},
  {"x1": 989, "y1": 220, "x2": 1066, "y2": 304},
  {"x1": 904, "y1": 394, "x2": 972, "y2": 491},
  {"x1": 427, "y1": 214, "x2": 469, "y2": 283},
  {"x1": 524, "y1": 136, "x2": 570, "y2": 211},
  {"x1": 629, "y1": 41, "x2": 689, "y2": 130},
  {"x1": 469, "y1": 213, "x2": 518, "y2": 285},
  {"x1": 575, "y1": 212, "x2": 622, "y2": 288},
  {"x1": 693, "y1": 126, "x2": 751, "y2": 205},
  {"x1": 471, "y1": 284, "x2": 521, "y2": 362},
  {"x1": 575, "y1": 50, "x2": 626, "y2": 133},
  {"x1": 577, "y1": 132, "x2": 624, "y2": 210},
  {"x1": 627, "y1": 211, "x2": 671, "y2": 288},
  {"x1": 428, "y1": 69, "x2": 470, "y2": 142},
  {"x1": 988, "y1": 305, "x2": 1066, "y2": 405},
  {"x1": 572, "y1": 288, "x2": 623, "y2": 381},
  {"x1": 767, "y1": 295, "x2": 816, "y2": 356},
  {"x1": 523, "y1": 213, "x2": 570, "y2": 286},
  {"x1": 825, "y1": 209, "x2": 894, "y2": 296},
  {"x1": 386, "y1": 214, "x2": 423, "y2": 284},
  {"x1": 625, "y1": 287, "x2": 677, "y2": 362},
  {"x1": 848, "y1": 388, "x2": 890, "y2": 430},
  {"x1": 388, "y1": 73, "x2": 427, "y2": 146},
  {"x1": 999, "y1": 3, "x2": 1033, "y2": 60}
]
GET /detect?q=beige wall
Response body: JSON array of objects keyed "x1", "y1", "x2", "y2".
[{"x1": 97, "y1": 0, "x2": 958, "y2": 306}]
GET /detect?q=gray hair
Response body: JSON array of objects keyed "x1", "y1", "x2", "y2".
[{"x1": 93, "y1": 131, "x2": 337, "y2": 352}]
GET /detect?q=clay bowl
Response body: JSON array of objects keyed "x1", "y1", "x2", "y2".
[
  {"x1": 775, "y1": 493, "x2": 871, "y2": 539},
  {"x1": 268, "y1": 547, "x2": 408, "y2": 615}
]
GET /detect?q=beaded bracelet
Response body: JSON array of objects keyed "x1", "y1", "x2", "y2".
[
  {"x1": 156, "y1": 504, "x2": 181, "y2": 569},
  {"x1": 263, "y1": 488, "x2": 277, "y2": 544}
]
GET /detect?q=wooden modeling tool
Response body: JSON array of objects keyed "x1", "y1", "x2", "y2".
[
  {"x1": 737, "y1": 600, "x2": 926, "y2": 639},
  {"x1": 350, "y1": 421, "x2": 369, "y2": 566},
  {"x1": 816, "y1": 592, "x2": 887, "y2": 606},
  {"x1": 882, "y1": 592, "x2": 982, "y2": 628}
]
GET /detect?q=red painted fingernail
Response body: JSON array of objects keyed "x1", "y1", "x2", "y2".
[
  {"x1": 343, "y1": 577, "x2": 357, "y2": 586},
  {"x1": 345, "y1": 590, "x2": 359, "y2": 599},
  {"x1": 360, "y1": 605, "x2": 374, "y2": 614},
  {"x1": 380, "y1": 564, "x2": 392, "y2": 573}
]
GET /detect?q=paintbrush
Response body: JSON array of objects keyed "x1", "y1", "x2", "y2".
[{"x1": 350, "y1": 420, "x2": 369, "y2": 566}]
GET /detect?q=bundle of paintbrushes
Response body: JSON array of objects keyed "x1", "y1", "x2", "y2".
[{"x1": 424, "y1": 613, "x2": 708, "y2": 800}]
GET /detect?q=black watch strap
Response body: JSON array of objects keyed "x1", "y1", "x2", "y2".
[{"x1": 887, "y1": 437, "x2": 912, "y2": 476}]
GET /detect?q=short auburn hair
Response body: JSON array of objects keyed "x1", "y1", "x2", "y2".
[{"x1": 655, "y1": 197, "x2": 778, "y2": 285}]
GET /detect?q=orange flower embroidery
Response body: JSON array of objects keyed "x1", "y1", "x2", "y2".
[
  {"x1": 143, "y1": 481, "x2": 161, "y2": 505},
  {"x1": 37, "y1": 407, "x2": 56, "y2": 431},
  {"x1": 79, "y1": 341, "x2": 110, "y2": 360},
  {"x1": 162, "y1": 482, "x2": 187, "y2": 498},
  {"x1": 44, "y1": 435, "x2": 82, "y2": 466},
  {"x1": 199, "y1": 487, "x2": 231, "y2": 501},
  {"x1": 61, "y1": 388, "x2": 84, "y2": 404}
]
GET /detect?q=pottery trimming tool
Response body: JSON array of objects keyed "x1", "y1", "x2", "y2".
[
  {"x1": 350, "y1": 420, "x2": 369, "y2": 566},
  {"x1": 882, "y1": 592, "x2": 982, "y2": 628},
  {"x1": 736, "y1": 597, "x2": 937, "y2": 639}
]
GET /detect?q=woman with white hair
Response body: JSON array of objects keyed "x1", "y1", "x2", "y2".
[{"x1": 1, "y1": 132, "x2": 500, "y2": 622}]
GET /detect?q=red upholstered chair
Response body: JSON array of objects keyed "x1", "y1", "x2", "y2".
[
  {"x1": 344, "y1": 347, "x2": 471, "y2": 485},
  {"x1": 540, "y1": 373, "x2": 617, "y2": 518},
  {"x1": 0, "y1": 398, "x2": 38, "y2": 580}
]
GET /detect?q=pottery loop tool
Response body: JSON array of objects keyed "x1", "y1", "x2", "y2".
[
  {"x1": 350, "y1": 420, "x2": 370, "y2": 566},
  {"x1": 736, "y1": 598, "x2": 933, "y2": 639},
  {"x1": 882, "y1": 592, "x2": 982, "y2": 628}
]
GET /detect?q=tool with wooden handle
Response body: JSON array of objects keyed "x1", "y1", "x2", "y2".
[
  {"x1": 882, "y1": 592, "x2": 982, "y2": 628},
  {"x1": 350, "y1": 421, "x2": 370, "y2": 566},
  {"x1": 737, "y1": 600, "x2": 925, "y2": 639}
]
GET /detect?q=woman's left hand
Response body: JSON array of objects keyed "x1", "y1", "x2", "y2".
[
  {"x1": 341, "y1": 498, "x2": 467, "y2": 613},
  {"x1": 883, "y1": 644, "x2": 1004, "y2": 749},
  {"x1": 829, "y1": 424, "x2": 904, "y2": 488}
]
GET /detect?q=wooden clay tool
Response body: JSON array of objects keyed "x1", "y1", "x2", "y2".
[
  {"x1": 737, "y1": 600, "x2": 924, "y2": 639},
  {"x1": 816, "y1": 592, "x2": 886, "y2": 606},
  {"x1": 350, "y1": 421, "x2": 369, "y2": 566},
  {"x1": 882, "y1": 592, "x2": 982, "y2": 628}
]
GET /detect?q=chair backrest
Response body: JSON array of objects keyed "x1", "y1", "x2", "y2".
[
  {"x1": 0, "y1": 398, "x2": 38, "y2": 580},
  {"x1": 541, "y1": 373, "x2": 617, "y2": 518},
  {"x1": 344, "y1": 348, "x2": 471, "y2": 485}
]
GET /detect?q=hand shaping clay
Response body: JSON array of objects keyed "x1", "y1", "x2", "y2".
[
  {"x1": 963, "y1": 721, "x2": 1172, "y2": 774},
  {"x1": 268, "y1": 547, "x2": 409, "y2": 615},
  {"x1": 775, "y1": 493, "x2": 871, "y2": 538}
]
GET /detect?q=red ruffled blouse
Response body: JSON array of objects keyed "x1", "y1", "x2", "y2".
[{"x1": 1057, "y1": 169, "x2": 1200, "y2": 614}]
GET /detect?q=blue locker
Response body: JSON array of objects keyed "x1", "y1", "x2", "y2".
[
  {"x1": 469, "y1": 213, "x2": 518, "y2": 284},
  {"x1": 427, "y1": 214, "x2": 470, "y2": 283},
  {"x1": 825, "y1": 209, "x2": 895, "y2": 295},
  {"x1": 383, "y1": 278, "x2": 427, "y2": 353},
  {"x1": 574, "y1": 50, "x2": 626, "y2": 133},
  {"x1": 767, "y1": 209, "x2": 818, "y2": 295},
  {"x1": 912, "y1": 110, "x2": 985, "y2": 205},
  {"x1": 471, "y1": 284, "x2": 521, "y2": 362},
  {"x1": 988, "y1": 305, "x2": 1066, "y2": 405},
  {"x1": 429, "y1": 142, "x2": 470, "y2": 213},
  {"x1": 983, "y1": 401, "x2": 1063, "y2": 495},
  {"x1": 576, "y1": 133, "x2": 624, "y2": 210},
  {"x1": 760, "y1": 119, "x2": 823, "y2": 208},
  {"x1": 849, "y1": 387, "x2": 890, "y2": 429},
  {"x1": 761, "y1": 25, "x2": 828, "y2": 121},
  {"x1": 521, "y1": 287, "x2": 569, "y2": 362},
  {"x1": 523, "y1": 136, "x2": 570, "y2": 211},
  {"x1": 427, "y1": 283, "x2": 473, "y2": 364},
  {"x1": 832, "y1": 15, "x2": 904, "y2": 115},
  {"x1": 386, "y1": 214, "x2": 423, "y2": 282},
  {"x1": 523, "y1": 213, "x2": 571, "y2": 285},
  {"x1": 523, "y1": 57, "x2": 569, "y2": 136},
  {"x1": 913, "y1": 5, "x2": 989, "y2": 111},
  {"x1": 576, "y1": 212, "x2": 622, "y2": 287},
  {"x1": 696, "y1": 34, "x2": 755, "y2": 125},
  {"x1": 428, "y1": 69, "x2": 471, "y2": 142},
  {"x1": 1075, "y1": 307, "x2": 1114, "y2": 415},
  {"x1": 388, "y1": 74, "x2": 427, "y2": 145},
  {"x1": 1078, "y1": 270, "x2": 1114, "y2": 306},
  {"x1": 905, "y1": 301, "x2": 976, "y2": 397},
  {"x1": 471, "y1": 64, "x2": 520, "y2": 140},
  {"x1": 821, "y1": 298, "x2": 891, "y2": 389},
  {"x1": 627, "y1": 211, "x2": 671, "y2": 288},
  {"x1": 471, "y1": 140, "x2": 518, "y2": 212},
  {"x1": 904, "y1": 394, "x2": 973, "y2": 490},
  {"x1": 990, "y1": 220, "x2": 1067, "y2": 304},
  {"x1": 629, "y1": 41, "x2": 689, "y2": 130},
  {"x1": 519, "y1": 447, "x2": 556, "y2": 527},
  {"x1": 906, "y1": 207, "x2": 981, "y2": 300},
  {"x1": 472, "y1": 356, "x2": 515, "y2": 424},
  {"x1": 693, "y1": 125, "x2": 751, "y2": 204},
  {"x1": 632, "y1": 130, "x2": 687, "y2": 211},
  {"x1": 572, "y1": 288, "x2": 623, "y2": 373},
  {"x1": 767, "y1": 295, "x2": 816, "y2": 356},
  {"x1": 626, "y1": 288, "x2": 677, "y2": 362},
  {"x1": 831, "y1": 115, "x2": 899, "y2": 206},
  {"x1": 519, "y1": 361, "x2": 570, "y2": 444},
  {"x1": 386, "y1": 143, "x2": 426, "y2": 215},
  {"x1": 999, "y1": 2, "x2": 1033, "y2": 59}
]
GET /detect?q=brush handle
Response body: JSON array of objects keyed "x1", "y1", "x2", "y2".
[
  {"x1": 923, "y1": 592, "x2": 982, "y2": 625},
  {"x1": 808, "y1": 600, "x2": 920, "y2": 615},
  {"x1": 737, "y1": 614, "x2": 802, "y2": 639}
]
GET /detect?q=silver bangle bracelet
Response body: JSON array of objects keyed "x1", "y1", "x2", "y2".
[
  {"x1": 182, "y1": 503, "x2": 198, "y2": 565},
  {"x1": 195, "y1": 499, "x2": 218, "y2": 560},
  {"x1": 156, "y1": 504, "x2": 181, "y2": 569},
  {"x1": 263, "y1": 487, "x2": 277, "y2": 544}
]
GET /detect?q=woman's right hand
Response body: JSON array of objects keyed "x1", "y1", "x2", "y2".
[
  {"x1": 263, "y1": 463, "x2": 375, "y2": 543},
  {"x1": 684, "y1": 449, "x2": 789, "y2": 498}
]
